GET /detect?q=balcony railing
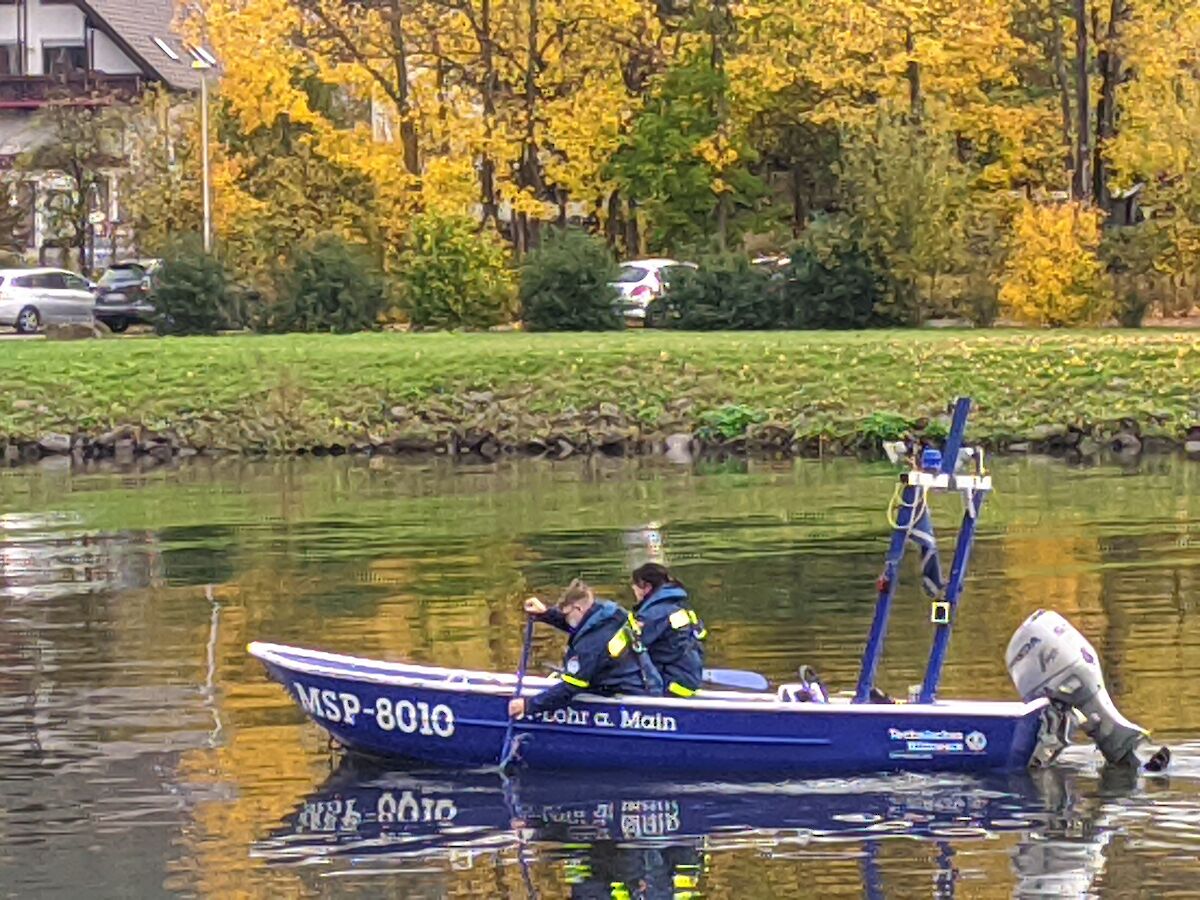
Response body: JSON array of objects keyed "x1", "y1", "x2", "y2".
[{"x1": 0, "y1": 73, "x2": 146, "y2": 107}]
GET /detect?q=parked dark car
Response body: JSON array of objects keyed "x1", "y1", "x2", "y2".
[{"x1": 92, "y1": 259, "x2": 161, "y2": 332}]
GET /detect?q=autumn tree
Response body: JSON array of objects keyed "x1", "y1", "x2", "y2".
[
  {"x1": 18, "y1": 98, "x2": 125, "y2": 272},
  {"x1": 836, "y1": 111, "x2": 969, "y2": 324},
  {"x1": 121, "y1": 87, "x2": 204, "y2": 256},
  {"x1": 1106, "y1": 1, "x2": 1200, "y2": 310}
]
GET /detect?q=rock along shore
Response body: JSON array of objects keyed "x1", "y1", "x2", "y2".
[{"x1": 5, "y1": 394, "x2": 1199, "y2": 469}]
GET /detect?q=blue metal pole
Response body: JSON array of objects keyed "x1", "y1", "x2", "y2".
[
  {"x1": 939, "y1": 398, "x2": 972, "y2": 475},
  {"x1": 916, "y1": 396, "x2": 979, "y2": 703},
  {"x1": 855, "y1": 397, "x2": 974, "y2": 705},
  {"x1": 918, "y1": 486, "x2": 986, "y2": 703},
  {"x1": 854, "y1": 482, "x2": 918, "y2": 703}
]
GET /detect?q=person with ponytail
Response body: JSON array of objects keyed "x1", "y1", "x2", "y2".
[{"x1": 630, "y1": 563, "x2": 706, "y2": 697}]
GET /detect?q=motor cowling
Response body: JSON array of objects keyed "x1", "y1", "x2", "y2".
[{"x1": 1006, "y1": 609, "x2": 1148, "y2": 766}]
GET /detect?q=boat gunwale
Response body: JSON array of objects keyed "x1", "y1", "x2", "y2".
[{"x1": 250, "y1": 641, "x2": 1050, "y2": 719}]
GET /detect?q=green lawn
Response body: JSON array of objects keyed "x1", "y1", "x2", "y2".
[{"x1": 0, "y1": 330, "x2": 1197, "y2": 451}]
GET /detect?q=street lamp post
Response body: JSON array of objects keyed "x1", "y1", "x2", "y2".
[{"x1": 192, "y1": 58, "x2": 213, "y2": 253}]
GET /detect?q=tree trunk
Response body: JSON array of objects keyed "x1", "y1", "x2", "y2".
[
  {"x1": 1072, "y1": 0, "x2": 1091, "y2": 201},
  {"x1": 606, "y1": 189, "x2": 622, "y2": 250},
  {"x1": 516, "y1": 0, "x2": 544, "y2": 252},
  {"x1": 387, "y1": 0, "x2": 420, "y2": 177},
  {"x1": 905, "y1": 27, "x2": 923, "y2": 123},
  {"x1": 1051, "y1": 14, "x2": 1074, "y2": 179},
  {"x1": 625, "y1": 196, "x2": 640, "y2": 257},
  {"x1": 709, "y1": 0, "x2": 733, "y2": 250},
  {"x1": 433, "y1": 38, "x2": 450, "y2": 156},
  {"x1": 791, "y1": 162, "x2": 805, "y2": 236},
  {"x1": 1093, "y1": 0, "x2": 1125, "y2": 210},
  {"x1": 478, "y1": 0, "x2": 500, "y2": 228},
  {"x1": 715, "y1": 193, "x2": 729, "y2": 251}
]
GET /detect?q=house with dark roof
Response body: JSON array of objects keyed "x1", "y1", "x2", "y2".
[{"x1": 0, "y1": 0, "x2": 208, "y2": 267}]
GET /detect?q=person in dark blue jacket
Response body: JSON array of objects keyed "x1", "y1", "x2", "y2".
[
  {"x1": 508, "y1": 579, "x2": 663, "y2": 719},
  {"x1": 630, "y1": 563, "x2": 706, "y2": 697}
]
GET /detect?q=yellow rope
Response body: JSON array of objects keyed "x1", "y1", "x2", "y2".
[{"x1": 886, "y1": 482, "x2": 928, "y2": 530}]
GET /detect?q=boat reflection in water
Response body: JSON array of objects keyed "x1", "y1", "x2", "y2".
[{"x1": 254, "y1": 756, "x2": 1127, "y2": 895}]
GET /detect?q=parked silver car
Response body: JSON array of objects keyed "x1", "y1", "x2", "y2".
[{"x1": 0, "y1": 268, "x2": 96, "y2": 334}]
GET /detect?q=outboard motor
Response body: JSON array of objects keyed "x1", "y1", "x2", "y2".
[{"x1": 1006, "y1": 609, "x2": 1148, "y2": 767}]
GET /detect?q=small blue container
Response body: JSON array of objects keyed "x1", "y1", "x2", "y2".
[{"x1": 920, "y1": 447, "x2": 943, "y2": 471}]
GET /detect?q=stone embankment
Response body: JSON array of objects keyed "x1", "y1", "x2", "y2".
[{"x1": 5, "y1": 392, "x2": 1199, "y2": 468}]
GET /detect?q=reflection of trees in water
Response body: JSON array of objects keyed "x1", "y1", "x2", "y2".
[
  {"x1": 158, "y1": 525, "x2": 237, "y2": 586},
  {"x1": 0, "y1": 515, "x2": 160, "y2": 602}
]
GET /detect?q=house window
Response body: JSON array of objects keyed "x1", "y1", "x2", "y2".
[
  {"x1": 0, "y1": 44, "x2": 20, "y2": 76},
  {"x1": 43, "y1": 44, "x2": 88, "y2": 76}
]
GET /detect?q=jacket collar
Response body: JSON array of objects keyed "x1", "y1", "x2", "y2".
[
  {"x1": 636, "y1": 584, "x2": 688, "y2": 613},
  {"x1": 572, "y1": 599, "x2": 620, "y2": 637}
]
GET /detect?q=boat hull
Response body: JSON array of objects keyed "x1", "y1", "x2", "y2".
[{"x1": 250, "y1": 642, "x2": 1048, "y2": 775}]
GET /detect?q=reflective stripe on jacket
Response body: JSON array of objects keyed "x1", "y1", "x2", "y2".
[
  {"x1": 633, "y1": 585, "x2": 706, "y2": 696},
  {"x1": 527, "y1": 600, "x2": 662, "y2": 715}
]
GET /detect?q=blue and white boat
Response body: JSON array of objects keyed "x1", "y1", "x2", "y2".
[{"x1": 250, "y1": 398, "x2": 1153, "y2": 775}]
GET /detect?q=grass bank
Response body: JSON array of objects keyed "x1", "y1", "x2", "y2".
[{"x1": 1, "y1": 330, "x2": 1198, "y2": 460}]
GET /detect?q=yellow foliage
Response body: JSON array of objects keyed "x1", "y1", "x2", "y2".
[{"x1": 997, "y1": 201, "x2": 1111, "y2": 327}]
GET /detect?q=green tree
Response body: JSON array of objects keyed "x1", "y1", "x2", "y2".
[
  {"x1": 0, "y1": 180, "x2": 28, "y2": 261},
  {"x1": 153, "y1": 234, "x2": 242, "y2": 335},
  {"x1": 609, "y1": 55, "x2": 762, "y2": 253},
  {"x1": 648, "y1": 256, "x2": 778, "y2": 329},
  {"x1": 836, "y1": 111, "x2": 969, "y2": 324},
  {"x1": 785, "y1": 239, "x2": 892, "y2": 329}
]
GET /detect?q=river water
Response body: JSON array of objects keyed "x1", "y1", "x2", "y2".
[{"x1": 1, "y1": 454, "x2": 1198, "y2": 898}]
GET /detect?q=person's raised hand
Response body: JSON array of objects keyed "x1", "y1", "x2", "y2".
[{"x1": 523, "y1": 596, "x2": 546, "y2": 615}]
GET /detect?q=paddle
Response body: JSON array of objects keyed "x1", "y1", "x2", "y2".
[
  {"x1": 702, "y1": 668, "x2": 770, "y2": 692},
  {"x1": 499, "y1": 616, "x2": 535, "y2": 772}
]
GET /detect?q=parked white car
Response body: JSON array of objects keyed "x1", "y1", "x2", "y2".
[
  {"x1": 0, "y1": 268, "x2": 96, "y2": 334},
  {"x1": 610, "y1": 258, "x2": 698, "y2": 319}
]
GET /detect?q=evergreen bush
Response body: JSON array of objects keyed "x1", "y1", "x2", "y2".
[
  {"x1": 520, "y1": 229, "x2": 623, "y2": 331},
  {"x1": 783, "y1": 243, "x2": 892, "y2": 329},
  {"x1": 271, "y1": 233, "x2": 388, "y2": 333},
  {"x1": 153, "y1": 234, "x2": 240, "y2": 335},
  {"x1": 647, "y1": 256, "x2": 778, "y2": 329}
]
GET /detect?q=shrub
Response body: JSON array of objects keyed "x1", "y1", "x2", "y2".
[
  {"x1": 997, "y1": 201, "x2": 1110, "y2": 326},
  {"x1": 153, "y1": 234, "x2": 240, "y2": 335},
  {"x1": 520, "y1": 229, "x2": 623, "y2": 331},
  {"x1": 782, "y1": 242, "x2": 891, "y2": 329},
  {"x1": 696, "y1": 404, "x2": 767, "y2": 441},
  {"x1": 1101, "y1": 225, "x2": 1163, "y2": 328},
  {"x1": 399, "y1": 212, "x2": 513, "y2": 329},
  {"x1": 648, "y1": 256, "x2": 778, "y2": 329},
  {"x1": 270, "y1": 233, "x2": 388, "y2": 333}
]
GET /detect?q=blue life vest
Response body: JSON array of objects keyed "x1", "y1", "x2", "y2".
[
  {"x1": 633, "y1": 585, "x2": 706, "y2": 697},
  {"x1": 527, "y1": 600, "x2": 662, "y2": 716}
]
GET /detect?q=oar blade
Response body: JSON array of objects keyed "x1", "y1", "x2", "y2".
[{"x1": 702, "y1": 668, "x2": 770, "y2": 692}]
